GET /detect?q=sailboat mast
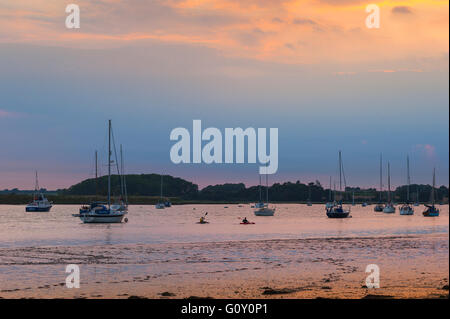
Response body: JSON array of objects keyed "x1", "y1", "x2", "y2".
[
  {"x1": 121, "y1": 145, "x2": 128, "y2": 205},
  {"x1": 379, "y1": 153, "x2": 383, "y2": 202},
  {"x1": 34, "y1": 170, "x2": 39, "y2": 200},
  {"x1": 329, "y1": 176, "x2": 332, "y2": 201},
  {"x1": 120, "y1": 144, "x2": 124, "y2": 198},
  {"x1": 432, "y1": 167, "x2": 436, "y2": 206},
  {"x1": 339, "y1": 151, "x2": 342, "y2": 192},
  {"x1": 95, "y1": 150, "x2": 98, "y2": 196},
  {"x1": 406, "y1": 155, "x2": 410, "y2": 202},
  {"x1": 387, "y1": 162, "x2": 391, "y2": 203},
  {"x1": 160, "y1": 175, "x2": 163, "y2": 200},
  {"x1": 266, "y1": 172, "x2": 269, "y2": 204},
  {"x1": 108, "y1": 120, "x2": 111, "y2": 209},
  {"x1": 259, "y1": 175, "x2": 262, "y2": 202}
]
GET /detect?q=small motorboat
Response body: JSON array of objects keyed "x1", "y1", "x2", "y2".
[{"x1": 423, "y1": 204, "x2": 440, "y2": 217}]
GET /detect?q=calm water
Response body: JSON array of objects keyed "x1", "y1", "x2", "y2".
[{"x1": 0, "y1": 204, "x2": 448, "y2": 248}]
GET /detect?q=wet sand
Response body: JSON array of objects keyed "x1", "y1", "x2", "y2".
[{"x1": 0, "y1": 233, "x2": 448, "y2": 299}]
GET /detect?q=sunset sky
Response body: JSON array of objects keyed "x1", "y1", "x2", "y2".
[{"x1": 0, "y1": 0, "x2": 448, "y2": 189}]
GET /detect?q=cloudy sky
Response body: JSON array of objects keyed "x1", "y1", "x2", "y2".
[{"x1": 0, "y1": 0, "x2": 448, "y2": 189}]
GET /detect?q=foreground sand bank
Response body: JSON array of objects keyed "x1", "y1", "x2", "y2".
[{"x1": 0, "y1": 234, "x2": 448, "y2": 299}]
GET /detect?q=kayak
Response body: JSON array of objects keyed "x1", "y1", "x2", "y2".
[
  {"x1": 196, "y1": 221, "x2": 209, "y2": 224},
  {"x1": 240, "y1": 222, "x2": 255, "y2": 225}
]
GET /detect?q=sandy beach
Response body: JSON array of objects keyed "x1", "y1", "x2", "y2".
[{"x1": 0, "y1": 233, "x2": 448, "y2": 299}]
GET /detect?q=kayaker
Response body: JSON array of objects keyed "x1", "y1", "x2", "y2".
[
  {"x1": 242, "y1": 217, "x2": 249, "y2": 224},
  {"x1": 200, "y1": 216, "x2": 206, "y2": 223}
]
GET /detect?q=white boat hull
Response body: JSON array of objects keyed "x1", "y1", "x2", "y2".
[
  {"x1": 383, "y1": 205, "x2": 396, "y2": 214},
  {"x1": 399, "y1": 205, "x2": 414, "y2": 215},
  {"x1": 80, "y1": 212, "x2": 125, "y2": 223},
  {"x1": 254, "y1": 207, "x2": 275, "y2": 216}
]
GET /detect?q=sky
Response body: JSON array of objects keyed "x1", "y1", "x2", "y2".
[{"x1": 0, "y1": 0, "x2": 448, "y2": 190}]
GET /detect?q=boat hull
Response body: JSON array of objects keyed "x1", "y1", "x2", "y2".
[
  {"x1": 423, "y1": 211, "x2": 439, "y2": 217},
  {"x1": 80, "y1": 213, "x2": 125, "y2": 223},
  {"x1": 423, "y1": 208, "x2": 440, "y2": 217},
  {"x1": 399, "y1": 206, "x2": 414, "y2": 215},
  {"x1": 254, "y1": 208, "x2": 275, "y2": 216},
  {"x1": 326, "y1": 211, "x2": 350, "y2": 218},
  {"x1": 383, "y1": 205, "x2": 396, "y2": 214},
  {"x1": 26, "y1": 205, "x2": 52, "y2": 212},
  {"x1": 374, "y1": 204, "x2": 384, "y2": 212}
]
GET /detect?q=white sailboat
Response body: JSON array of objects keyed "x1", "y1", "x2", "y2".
[
  {"x1": 400, "y1": 155, "x2": 414, "y2": 215},
  {"x1": 383, "y1": 162, "x2": 396, "y2": 214},
  {"x1": 374, "y1": 153, "x2": 384, "y2": 212},
  {"x1": 155, "y1": 175, "x2": 165, "y2": 209},
  {"x1": 78, "y1": 120, "x2": 127, "y2": 223},
  {"x1": 25, "y1": 171, "x2": 53, "y2": 212},
  {"x1": 254, "y1": 175, "x2": 266, "y2": 208},
  {"x1": 254, "y1": 171, "x2": 275, "y2": 216}
]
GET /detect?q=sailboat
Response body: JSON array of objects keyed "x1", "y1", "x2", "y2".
[
  {"x1": 77, "y1": 120, "x2": 127, "y2": 223},
  {"x1": 254, "y1": 171, "x2": 275, "y2": 216},
  {"x1": 400, "y1": 156, "x2": 414, "y2": 215},
  {"x1": 423, "y1": 168, "x2": 440, "y2": 217},
  {"x1": 374, "y1": 153, "x2": 384, "y2": 212},
  {"x1": 25, "y1": 171, "x2": 53, "y2": 212},
  {"x1": 383, "y1": 162, "x2": 396, "y2": 214},
  {"x1": 326, "y1": 151, "x2": 351, "y2": 218},
  {"x1": 307, "y1": 183, "x2": 313, "y2": 206},
  {"x1": 155, "y1": 175, "x2": 165, "y2": 209},
  {"x1": 325, "y1": 176, "x2": 334, "y2": 209},
  {"x1": 254, "y1": 175, "x2": 266, "y2": 208}
]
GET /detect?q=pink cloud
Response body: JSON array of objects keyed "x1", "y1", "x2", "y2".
[{"x1": 415, "y1": 144, "x2": 436, "y2": 159}]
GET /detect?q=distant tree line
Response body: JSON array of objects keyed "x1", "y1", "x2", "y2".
[{"x1": 56, "y1": 174, "x2": 449, "y2": 203}]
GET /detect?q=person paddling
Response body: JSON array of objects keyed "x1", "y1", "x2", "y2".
[
  {"x1": 242, "y1": 217, "x2": 249, "y2": 224},
  {"x1": 199, "y1": 212, "x2": 208, "y2": 224}
]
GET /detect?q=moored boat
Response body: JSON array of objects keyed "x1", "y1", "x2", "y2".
[
  {"x1": 78, "y1": 120, "x2": 128, "y2": 223},
  {"x1": 254, "y1": 170, "x2": 275, "y2": 216},
  {"x1": 25, "y1": 171, "x2": 53, "y2": 212},
  {"x1": 383, "y1": 162, "x2": 396, "y2": 214},
  {"x1": 423, "y1": 168, "x2": 440, "y2": 217},
  {"x1": 326, "y1": 151, "x2": 351, "y2": 218},
  {"x1": 374, "y1": 153, "x2": 385, "y2": 212},
  {"x1": 399, "y1": 156, "x2": 414, "y2": 215}
]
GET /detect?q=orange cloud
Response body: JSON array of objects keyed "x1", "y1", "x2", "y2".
[{"x1": 0, "y1": 0, "x2": 448, "y2": 68}]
